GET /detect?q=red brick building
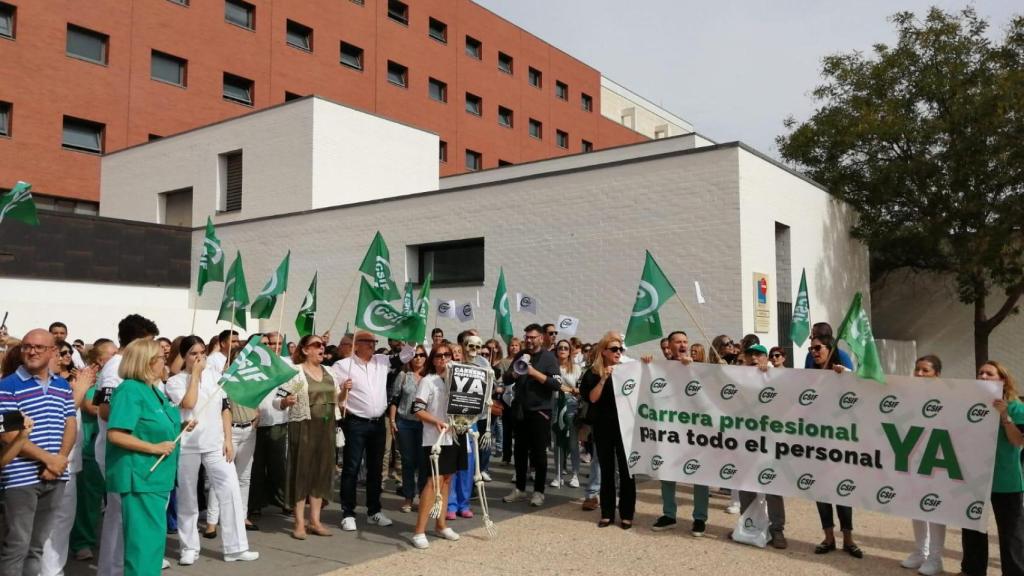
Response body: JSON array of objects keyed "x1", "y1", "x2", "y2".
[{"x1": 0, "y1": 0, "x2": 647, "y2": 210}]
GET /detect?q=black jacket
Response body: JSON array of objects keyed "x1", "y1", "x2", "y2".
[{"x1": 505, "y1": 348, "x2": 561, "y2": 414}]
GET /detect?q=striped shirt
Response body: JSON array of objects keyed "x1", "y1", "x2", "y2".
[{"x1": 0, "y1": 366, "x2": 76, "y2": 488}]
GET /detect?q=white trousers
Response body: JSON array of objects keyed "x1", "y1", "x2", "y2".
[
  {"x1": 178, "y1": 450, "x2": 248, "y2": 555},
  {"x1": 96, "y1": 492, "x2": 123, "y2": 576},
  {"x1": 207, "y1": 426, "x2": 256, "y2": 525},
  {"x1": 40, "y1": 473, "x2": 77, "y2": 576},
  {"x1": 912, "y1": 519, "x2": 946, "y2": 561}
]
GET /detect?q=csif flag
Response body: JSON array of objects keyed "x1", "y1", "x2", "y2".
[
  {"x1": 355, "y1": 277, "x2": 426, "y2": 341},
  {"x1": 401, "y1": 282, "x2": 415, "y2": 316},
  {"x1": 457, "y1": 302, "x2": 474, "y2": 323},
  {"x1": 295, "y1": 272, "x2": 318, "y2": 337},
  {"x1": 217, "y1": 251, "x2": 249, "y2": 329},
  {"x1": 436, "y1": 299, "x2": 457, "y2": 319},
  {"x1": 410, "y1": 275, "x2": 431, "y2": 343},
  {"x1": 836, "y1": 292, "x2": 885, "y2": 384},
  {"x1": 516, "y1": 293, "x2": 538, "y2": 314},
  {"x1": 790, "y1": 268, "x2": 811, "y2": 347},
  {"x1": 359, "y1": 231, "x2": 401, "y2": 301},
  {"x1": 220, "y1": 341, "x2": 299, "y2": 408},
  {"x1": 0, "y1": 181, "x2": 39, "y2": 227},
  {"x1": 250, "y1": 251, "x2": 290, "y2": 319},
  {"x1": 624, "y1": 251, "x2": 676, "y2": 347},
  {"x1": 197, "y1": 217, "x2": 225, "y2": 296},
  {"x1": 492, "y1": 268, "x2": 514, "y2": 344}
]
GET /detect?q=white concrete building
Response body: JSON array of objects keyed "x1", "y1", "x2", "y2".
[{"x1": 600, "y1": 76, "x2": 702, "y2": 141}]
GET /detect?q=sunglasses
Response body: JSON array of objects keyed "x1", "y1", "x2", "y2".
[
  {"x1": 810, "y1": 345, "x2": 827, "y2": 352},
  {"x1": 436, "y1": 352, "x2": 453, "y2": 359},
  {"x1": 480, "y1": 351, "x2": 491, "y2": 357},
  {"x1": 60, "y1": 350, "x2": 72, "y2": 357},
  {"x1": 556, "y1": 346, "x2": 570, "y2": 351},
  {"x1": 413, "y1": 352, "x2": 428, "y2": 358},
  {"x1": 607, "y1": 346, "x2": 625, "y2": 354},
  {"x1": 306, "y1": 341, "x2": 324, "y2": 349},
  {"x1": 547, "y1": 331, "x2": 558, "y2": 336},
  {"x1": 770, "y1": 353, "x2": 784, "y2": 359}
]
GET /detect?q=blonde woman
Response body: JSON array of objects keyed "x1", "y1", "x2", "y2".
[{"x1": 689, "y1": 343, "x2": 707, "y2": 363}]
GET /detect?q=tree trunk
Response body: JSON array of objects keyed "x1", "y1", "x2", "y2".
[{"x1": 973, "y1": 294, "x2": 990, "y2": 370}]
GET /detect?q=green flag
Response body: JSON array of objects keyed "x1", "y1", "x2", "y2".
[
  {"x1": 492, "y1": 268, "x2": 514, "y2": 344},
  {"x1": 790, "y1": 268, "x2": 811, "y2": 347},
  {"x1": 217, "y1": 251, "x2": 249, "y2": 329},
  {"x1": 355, "y1": 277, "x2": 422, "y2": 341},
  {"x1": 295, "y1": 272, "x2": 318, "y2": 337},
  {"x1": 401, "y1": 281, "x2": 415, "y2": 316},
  {"x1": 220, "y1": 341, "x2": 299, "y2": 408},
  {"x1": 624, "y1": 251, "x2": 676, "y2": 347},
  {"x1": 359, "y1": 231, "x2": 401, "y2": 300},
  {"x1": 279, "y1": 333, "x2": 289, "y2": 357},
  {"x1": 0, "y1": 181, "x2": 39, "y2": 227},
  {"x1": 836, "y1": 292, "x2": 885, "y2": 384},
  {"x1": 197, "y1": 217, "x2": 225, "y2": 296},
  {"x1": 411, "y1": 274, "x2": 431, "y2": 344},
  {"x1": 553, "y1": 391, "x2": 571, "y2": 454},
  {"x1": 251, "y1": 251, "x2": 290, "y2": 319}
]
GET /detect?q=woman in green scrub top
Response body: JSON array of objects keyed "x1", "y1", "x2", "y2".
[
  {"x1": 961, "y1": 360, "x2": 1024, "y2": 576},
  {"x1": 106, "y1": 339, "x2": 181, "y2": 576}
]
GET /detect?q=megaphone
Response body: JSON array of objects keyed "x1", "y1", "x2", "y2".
[{"x1": 512, "y1": 354, "x2": 532, "y2": 376}]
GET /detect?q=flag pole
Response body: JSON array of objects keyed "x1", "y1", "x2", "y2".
[
  {"x1": 328, "y1": 274, "x2": 359, "y2": 333},
  {"x1": 276, "y1": 291, "x2": 288, "y2": 343},
  {"x1": 673, "y1": 294, "x2": 713, "y2": 353},
  {"x1": 190, "y1": 297, "x2": 199, "y2": 336}
]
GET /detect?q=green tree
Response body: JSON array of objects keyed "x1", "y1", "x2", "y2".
[{"x1": 777, "y1": 7, "x2": 1024, "y2": 367}]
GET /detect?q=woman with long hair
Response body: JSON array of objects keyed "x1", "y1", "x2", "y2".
[
  {"x1": 166, "y1": 336, "x2": 186, "y2": 378},
  {"x1": 961, "y1": 360, "x2": 1024, "y2": 576},
  {"x1": 580, "y1": 332, "x2": 635, "y2": 529},
  {"x1": 389, "y1": 345, "x2": 430, "y2": 513},
  {"x1": 710, "y1": 335, "x2": 734, "y2": 364},
  {"x1": 55, "y1": 341, "x2": 75, "y2": 381},
  {"x1": 689, "y1": 343, "x2": 707, "y2": 363},
  {"x1": 551, "y1": 339, "x2": 582, "y2": 488}
]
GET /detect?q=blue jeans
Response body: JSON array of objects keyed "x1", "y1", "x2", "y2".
[
  {"x1": 586, "y1": 446, "x2": 601, "y2": 499},
  {"x1": 340, "y1": 416, "x2": 386, "y2": 518},
  {"x1": 478, "y1": 419, "x2": 491, "y2": 472},
  {"x1": 492, "y1": 416, "x2": 504, "y2": 455},
  {"x1": 396, "y1": 419, "x2": 427, "y2": 501}
]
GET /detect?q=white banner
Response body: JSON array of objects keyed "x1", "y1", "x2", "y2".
[
  {"x1": 557, "y1": 315, "x2": 580, "y2": 338},
  {"x1": 613, "y1": 361, "x2": 1001, "y2": 530}
]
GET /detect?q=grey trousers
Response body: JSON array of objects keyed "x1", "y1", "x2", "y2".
[
  {"x1": 0, "y1": 481, "x2": 66, "y2": 576},
  {"x1": 739, "y1": 490, "x2": 786, "y2": 533}
]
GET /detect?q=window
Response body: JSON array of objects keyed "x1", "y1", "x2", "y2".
[
  {"x1": 0, "y1": 101, "x2": 10, "y2": 136},
  {"x1": 556, "y1": 129, "x2": 568, "y2": 148},
  {"x1": 286, "y1": 20, "x2": 312, "y2": 51},
  {"x1": 340, "y1": 41, "x2": 364, "y2": 70},
  {"x1": 387, "y1": 0, "x2": 408, "y2": 26},
  {"x1": 528, "y1": 118, "x2": 542, "y2": 139},
  {"x1": 654, "y1": 127, "x2": 668, "y2": 139},
  {"x1": 428, "y1": 18, "x2": 447, "y2": 43},
  {"x1": 225, "y1": 0, "x2": 255, "y2": 30},
  {"x1": 555, "y1": 81, "x2": 568, "y2": 101},
  {"x1": 528, "y1": 67, "x2": 542, "y2": 88},
  {"x1": 62, "y1": 116, "x2": 104, "y2": 153},
  {"x1": 0, "y1": 2, "x2": 15, "y2": 39},
  {"x1": 66, "y1": 25, "x2": 108, "y2": 65},
  {"x1": 284, "y1": 91, "x2": 303, "y2": 101},
  {"x1": 581, "y1": 139, "x2": 593, "y2": 152},
  {"x1": 465, "y1": 36, "x2": 481, "y2": 59},
  {"x1": 465, "y1": 92, "x2": 482, "y2": 116},
  {"x1": 151, "y1": 50, "x2": 187, "y2": 86},
  {"x1": 220, "y1": 151, "x2": 243, "y2": 212},
  {"x1": 581, "y1": 93, "x2": 593, "y2": 113},
  {"x1": 428, "y1": 78, "x2": 447, "y2": 102},
  {"x1": 387, "y1": 61, "x2": 408, "y2": 87},
  {"x1": 498, "y1": 51, "x2": 513, "y2": 74},
  {"x1": 350, "y1": 0, "x2": 364, "y2": 4},
  {"x1": 497, "y1": 106, "x2": 513, "y2": 128},
  {"x1": 465, "y1": 149, "x2": 481, "y2": 171},
  {"x1": 223, "y1": 72, "x2": 254, "y2": 105},
  {"x1": 415, "y1": 238, "x2": 485, "y2": 285},
  {"x1": 439, "y1": 140, "x2": 447, "y2": 163}
]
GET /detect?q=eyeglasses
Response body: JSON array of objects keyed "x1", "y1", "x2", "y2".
[
  {"x1": 607, "y1": 346, "x2": 625, "y2": 354},
  {"x1": 480, "y1": 351, "x2": 491, "y2": 358},
  {"x1": 770, "y1": 353, "x2": 784, "y2": 359},
  {"x1": 21, "y1": 344, "x2": 54, "y2": 354},
  {"x1": 556, "y1": 346, "x2": 570, "y2": 351},
  {"x1": 414, "y1": 353, "x2": 428, "y2": 358},
  {"x1": 59, "y1": 350, "x2": 72, "y2": 357}
]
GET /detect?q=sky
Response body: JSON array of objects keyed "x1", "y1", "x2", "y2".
[{"x1": 475, "y1": 0, "x2": 1019, "y2": 158}]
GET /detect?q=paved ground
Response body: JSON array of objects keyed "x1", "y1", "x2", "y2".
[{"x1": 66, "y1": 458, "x2": 1003, "y2": 576}]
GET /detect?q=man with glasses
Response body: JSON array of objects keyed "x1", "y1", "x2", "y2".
[
  {"x1": 250, "y1": 332, "x2": 290, "y2": 521},
  {"x1": 503, "y1": 324, "x2": 562, "y2": 507},
  {"x1": 0, "y1": 329, "x2": 77, "y2": 576},
  {"x1": 331, "y1": 331, "x2": 412, "y2": 531}
]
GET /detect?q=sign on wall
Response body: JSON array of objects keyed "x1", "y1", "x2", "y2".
[{"x1": 753, "y1": 272, "x2": 770, "y2": 333}]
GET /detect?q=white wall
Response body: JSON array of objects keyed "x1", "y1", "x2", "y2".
[{"x1": 600, "y1": 76, "x2": 694, "y2": 139}]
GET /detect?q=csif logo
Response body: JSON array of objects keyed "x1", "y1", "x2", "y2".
[
  {"x1": 797, "y1": 473, "x2": 816, "y2": 491},
  {"x1": 966, "y1": 500, "x2": 985, "y2": 521},
  {"x1": 743, "y1": 517, "x2": 756, "y2": 529},
  {"x1": 684, "y1": 380, "x2": 702, "y2": 397},
  {"x1": 720, "y1": 383, "x2": 738, "y2": 400},
  {"x1": 627, "y1": 451, "x2": 641, "y2": 468},
  {"x1": 920, "y1": 493, "x2": 942, "y2": 512},
  {"x1": 922, "y1": 399, "x2": 943, "y2": 419},
  {"x1": 650, "y1": 378, "x2": 668, "y2": 394},
  {"x1": 758, "y1": 387, "x2": 778, "y2": 404},
  {"x1": 967, "y1": 402, "x2": 991, "y2": 423},
  {"x1": 798, "y1": 389, "x2": 819, "y2": 406},
  {"x1": 839, "y1": 391, "x2": 859, "y2": 410},
  {"x1": 651, "y1": 455, "x2": 665, "y2": 471},
  {"x1": 836, "y1": 478, "x2": 856, "y2": 497},
  {"x1": 621, "y1": 379, "x2": 637, "y2": 396},
  {"x1": 559, "y1": 317, "x2": 573, "y2": 330},
  {"x1": 683, "y1": 459, "x2": 701, "y2": 476},
  {"x1": 719, "y1": 463, "x2": 738, "y2": 480},
  {"x1": 876, "y1": 486, "x2": 896, "y2": 505},
  {"x1": 757, "y1": 468, "x2": 777, "y2": 486},
  {"x1": 879, "y1": 394, "x2": 900, "y2": 414}
]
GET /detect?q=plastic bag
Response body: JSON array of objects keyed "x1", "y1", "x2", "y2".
[{"x1": 731, "y1": 494, "x2": 769, "y2": 548}]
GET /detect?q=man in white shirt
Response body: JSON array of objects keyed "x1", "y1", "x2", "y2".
[
  {"x1": 249, "y1": 332, "x2": 290, "y2": 519},
  {"x1": 207, "y1": 330, "x2": 240, "y2": 375},
  {"x1": 331, "y1": 331, "x2": 410, "y2": 531}
]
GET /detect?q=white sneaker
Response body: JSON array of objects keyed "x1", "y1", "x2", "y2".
[
  {"x1": 410, "y1": 533, "x2": 429, "y2": 549},
  {"x1": 179, "y1": 550, "x2": 198, "y2": 566},
  {"x1": 549, "y1": 478, "x2": 561, "y2": 488},
  {"x1": 901, "y1": 551, "x2": 926, "y2": 569},
  {"x1": 918, "y1": 557, "x2": 943, "y2": 576},
  {"x1": 503, "y1": 488, "x2": 528, "y2": 503},
  {"x1": 224, "y1": 550, "x2": 259, "y2": 562},
  {"x1": 725, "y1": 503, "x2": 740, "y2": 515},
  {"x1": 569, "y1": 474, "x2": 580, "y2": 488},
  {"x1": 480, "y1": 471, "x2": 492, "y2": 482},
  {"x1": 530, "y1": 492, "x2": 545, "y2": 507},
  {"x1": 162, "y1": 559, "x2": 171, "y2": 570},
  {"x1": 368, "y1": 512, "x2": 393, "y2": 527},
  {"x1": 435, "y1": 527, "x2": 460, "y2": 541},
  {"x1": 341, "y1": 517, "x2": 357, "y2": 531}
]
